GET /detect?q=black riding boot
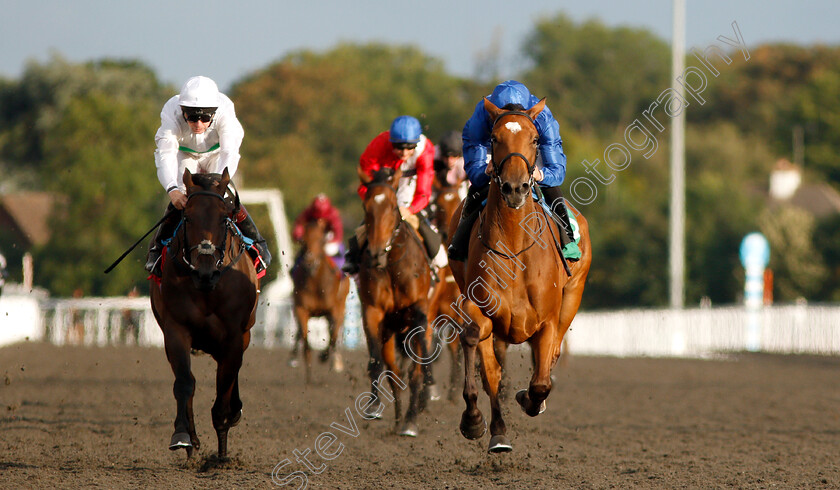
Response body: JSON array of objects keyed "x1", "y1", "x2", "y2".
[
  {"x1": 237, "y1": 213, "x2": 272, "y2": 272},
  {"x1": 446, "y1": 185, "x2": 488, "y2": 262},
  {"x1": 417, "y1": 210, "x2": 442, "y2": 260},
  {"x1": 341, "y1": 235, "x2": 362, "y2": 275},
  {"x1": 540, "y1": 186, "x2": 574, "y2": 246},
  {"x1": 145, "y1": 203, "x2": 182, "y2": 274}
]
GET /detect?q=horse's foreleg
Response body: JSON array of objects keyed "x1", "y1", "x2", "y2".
[
  {"x1": 478, "y1": 336, "x2": 511, "y2": 453},
  {"x1": 362, "y1": 306, "x2": 387, "y2": 419},
  {"x1": 163, "y1": 326, "x2": 198, "y2": 456},
  {"x1": 293, "y1": 306, "x2": 312, "y2": 384},
  {"x1": 493, "y1": 337, "x2": 510, "y2": 401},
  {"x1": 459, "y1": 319, "x2": 486, "y2": 440},
  {"x1": 211, "y1": 338, "x2": 245, "y2": 460},
  {"x1": 517, "y1": 324, "x2": 556, "y2": 417}
]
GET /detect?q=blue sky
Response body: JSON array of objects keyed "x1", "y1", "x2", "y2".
[{"x1": 2, "y1": 0, "x2": 838, "y2": 91}]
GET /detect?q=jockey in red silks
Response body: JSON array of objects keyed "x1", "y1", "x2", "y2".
[
  {"x1": 291, "y1": 194, "x2": 345, "y2": 270},
  {"x1": 341, "y1": 115, "x2": 448, "y2": 275}
]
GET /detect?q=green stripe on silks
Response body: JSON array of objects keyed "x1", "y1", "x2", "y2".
[
  {"x1": 561, "y1": 204, "x2": 582, "y2": 260},
  {"x1": 179, "y1": 143, "x2": 220, "y2": 154}
]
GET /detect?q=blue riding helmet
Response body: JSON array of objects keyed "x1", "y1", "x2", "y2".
[
  {"x1": 389, "y1": 116, "x2": 422, "y2": 144},
  {"x1": 488, "y1": 80, "x2": 533, "y2": 109}
]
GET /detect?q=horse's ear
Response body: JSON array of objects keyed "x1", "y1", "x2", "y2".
[
  {"x1": 219, "y1": 167, "x2": 231, "y2": 191},
  {"x1": 357, "y1": 165, "x2": 372, "y2": 185},
  {"x1": 483, "y1": 97, "x2": 503, "y2": 122},
  {"x1": 527, "y1": 98, "x2": 547, "y2": 120},
  {"x1": 390, "y1": 165, "x2": 403, "y2": 188},
  {"x1": 183, "y1": 169, "x2": 194, "y2": 190}
]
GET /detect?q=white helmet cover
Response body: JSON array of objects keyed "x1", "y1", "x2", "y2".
[{"x1": 179, "y1": 76, "x2": 220, "y2": 109}]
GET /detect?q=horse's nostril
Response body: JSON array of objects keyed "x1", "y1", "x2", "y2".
[{"x1": 501, "y1": 182, "x2": 513, "y2": 195}]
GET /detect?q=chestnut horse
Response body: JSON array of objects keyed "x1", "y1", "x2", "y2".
[
  {"x1": 427, "y1": 181, "x2": 465, "y2": 402},
  {"x1": 150, "y1": 168, "x2": 259, "y2": 459},
  {"x1": 291, "y1": 218, "x2": 351, "y2": 382},
  {"x1": 357, "y1": 166, "x2": 434, "y2": 437},
  {"x1": 447, "y1": 98, "x2": 592, "y2": 453}
]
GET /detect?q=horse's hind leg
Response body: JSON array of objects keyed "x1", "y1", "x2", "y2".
[
  {"x1": 212, "y1": 339, "x2": 245, "y2": 460},
  {"x1": 517, "y1": 324, "x2": 557, "y2": 417},
  {"x1": 163, "y1": 327, "x2": 199, "y2": 457},
  {"x1": 447, "y1": 337, "x2": 462, "y2": 403},
  {"x1": 478, "y1": 336, "x2": 511, "y2": 453},
  {"x1": 493, "y1": 337, "x2": 510, "y2": 401},
  {"x1": 399, "y1": 307, "x2": 429, "y2": 437}
]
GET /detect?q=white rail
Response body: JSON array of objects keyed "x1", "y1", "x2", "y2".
[{"x1": 2, "y1": 292, "x2": 839, "y2": 357}]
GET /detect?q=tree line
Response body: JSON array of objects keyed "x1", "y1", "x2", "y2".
[{"x1": 1, "y1": 14, "x2": 838, "y2": 307}]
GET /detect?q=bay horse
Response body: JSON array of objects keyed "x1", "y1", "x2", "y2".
[
  {"x1": 291, "y1": 218, "x2": 351, "y2": 382},
  {"x1": 447, "y1": 98, "x2": 592, "y2": 453},
  {"x1": 427, "y1": 181, "x2": 465, "y2": 402},
  {"x1": 357, "y1": 166, "x2": 434, "y2": 437},
  {"x1": 150, "y1": 168, "x2": 259, "y2": 460}
]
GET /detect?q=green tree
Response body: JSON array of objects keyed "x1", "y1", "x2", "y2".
[
  {"x1": 33, "y1": 92, "x2": 162, "y2": 296},
  {"x1": 521, "y1": 14, "x2": 671, "y2": 134}
]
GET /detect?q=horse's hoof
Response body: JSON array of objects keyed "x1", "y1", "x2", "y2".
[
  {"x1": 332, "y1": 353, "x2": 344, "y2": 373},
  {"x1": 488, "y1": 435, "x2": 513, "y2": 453},
  {"x1": 230, "y1": 409, "x2": 242, "y2": 427},
  {"x1": 398, "y1": 422, "x2": 419, "y2": 437},
  {"x1": 459, "y1": 412, "x2": 487, "y2": 440},
  {"x1": 515, "y1": 389, "x2": 546, "y2": 416},
  {"x1": 427, "y1": 383, "x2": 442, "y2": 402},
  {"x1": 370, "y1": 403, "x2": 386, "y2": 420},
  {"x1": 288, "y1": 358, "x2": 300, "y2": 368},
  {"x1": 169, "y1": 432, "x2": 192, "y2": 451}
]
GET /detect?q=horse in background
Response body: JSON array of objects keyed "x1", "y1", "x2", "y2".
[
  {"x1": 427, "y1": 180, "x2": 465, "y2": 402},
  {"x1": 150, "y1": 168, "x2": 259, "y2": 460},
  {"x1": 291, "y1": 218, "x2": 351, "y2": 382},
  {"x1": 447, "y1": 98, "x2": 592, "y2": 453},
  {"x1": 356, "y1": 166, "x2": 435, "y2": 437}
]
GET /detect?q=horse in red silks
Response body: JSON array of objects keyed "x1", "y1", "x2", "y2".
[
  {"x1": 150, "y1": 168, "x2": 259, "y2": 460},
  {"x1": 291, "y1": 217, "x2": 351, "y2": 382},
  {"x1": 447, "y1": 98, "x2": 592, "y2": 453},
  {"x1": 356, "y1": 166, "x2": 435, "y2": 437}
]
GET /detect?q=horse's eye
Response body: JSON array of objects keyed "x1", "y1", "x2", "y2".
[
  {"x1": 533, "y1": 137, "x2": 539, "y2": 146},
  {"x1": 490, "y1": 136, "x2": 497, "y2": 145}
]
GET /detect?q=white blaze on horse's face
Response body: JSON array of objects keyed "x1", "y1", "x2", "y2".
[
  {"x1": 504, "y1": 121, "x2": 523, "y2": 134},
  {"x1": 374, "y1": 194, "x2": 386, "y2": 204}
]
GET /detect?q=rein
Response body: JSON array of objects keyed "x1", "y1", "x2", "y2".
[
  {"x1": 480, "y1": 109, "x2": 540, "y2": 258},
  {"x1": 177, "y1": 189, "x2": 248, "y2": 276},
  {"x1": 490, "y1": 110, "x2": 537, "y2": 188}
]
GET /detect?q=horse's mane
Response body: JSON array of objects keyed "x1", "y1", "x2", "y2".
[
  {"x1": 500, "y1": 103, "x2": 526, "y2": 111},
  {"x1": 369, "y1": 167, "x2": 396, "y2": 185},
  {"x1": 190, "y1": 173, "x2": 224, "y2": 191}
]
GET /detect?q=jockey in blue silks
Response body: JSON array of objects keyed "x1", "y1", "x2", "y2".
[{"x1": 447, "y1": 80, "x2": 576, "y2": 262}]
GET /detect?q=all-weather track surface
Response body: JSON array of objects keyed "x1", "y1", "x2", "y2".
[{"x1": 1, "y1": 341, "x2": 838, "y2": 488}]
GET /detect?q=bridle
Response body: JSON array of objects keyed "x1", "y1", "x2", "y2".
[
  {"x1": 363, "y1": 181, "x2": 406, "y2": 269},
  {"x1": 179, "y1": 189, "x2": 247, "y2": 275},
  {"x1": 479, "y1": 109, "x2": 542, "y2": 258},
  {"x1": 489, "y1": 110, "x2": 538, "y2": 189}
]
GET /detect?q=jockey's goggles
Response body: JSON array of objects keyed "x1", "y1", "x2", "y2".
[
  {"x1": 182, "y1": 107, "x2": 216, "y2": 123},
  {"x1": 392, "y1": 142, "x2": 417, "y2": 150}
]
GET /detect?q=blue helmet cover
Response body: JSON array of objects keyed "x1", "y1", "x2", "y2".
[
  {"x1": 389, "y1": 116, "x2": 422, "y2": 144},
  {"x1": 487, "y1": 80, "x2": 533, "y2": 109}
]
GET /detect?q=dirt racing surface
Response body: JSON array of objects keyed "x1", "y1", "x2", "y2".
[{"x1": 1, "y1": 341, "x2": 838, "y2": 489}]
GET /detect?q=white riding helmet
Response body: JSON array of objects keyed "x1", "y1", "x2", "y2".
[{"x1": 179, "y1": 76, "x2": 220, "y2": 109}]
